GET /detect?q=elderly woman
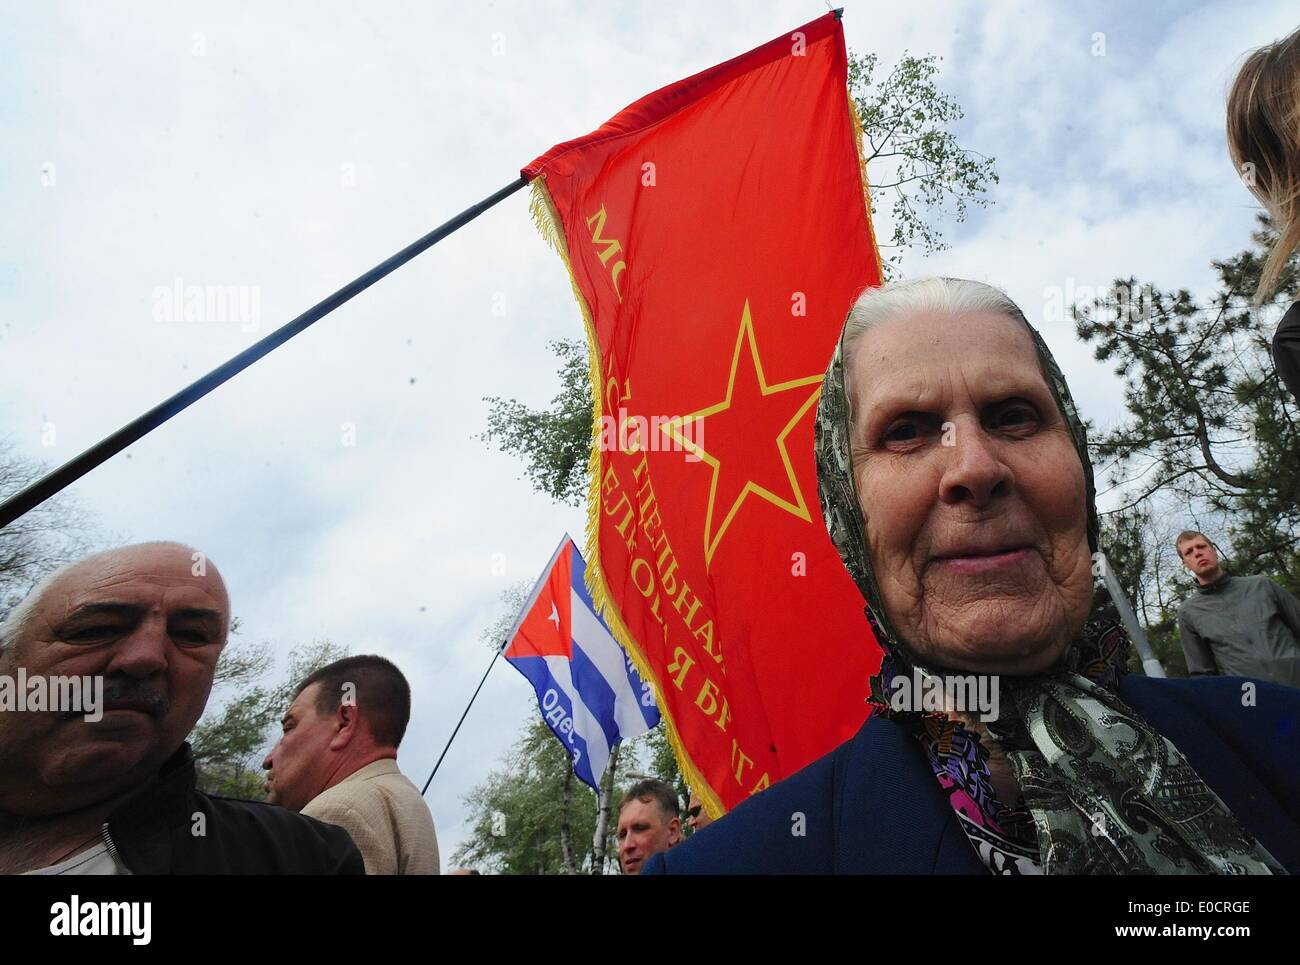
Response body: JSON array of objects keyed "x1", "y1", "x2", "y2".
[{"x1": 644, "y1": 277, "x2": 1300, "y2": 875}]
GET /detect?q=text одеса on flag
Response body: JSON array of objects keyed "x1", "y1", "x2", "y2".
[{"x1": 504, "y1": 535, "x2": 660, "y2": 790}]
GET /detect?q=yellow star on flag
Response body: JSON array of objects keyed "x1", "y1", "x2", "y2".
[{"x1": 662, "y1": 300, "x2": 823, "y2": 568}]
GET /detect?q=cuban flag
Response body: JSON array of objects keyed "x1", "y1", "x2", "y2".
[{"x1": 504, "y1": 535, "x2": 660, "y2": 790}]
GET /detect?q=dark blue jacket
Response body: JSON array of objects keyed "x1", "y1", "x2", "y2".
[{"x1": 643, "y1": 675, "x2": 1300, "y2": 874}]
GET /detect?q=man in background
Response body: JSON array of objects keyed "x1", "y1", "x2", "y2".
[
  {"x1": 617, "y1": 778, "x2": 681, "y2": 874},
  {"x1": 263, "y1": 654, "x2": 439, "y2": 874},
  {"x1": 685, "y1": 791, "x2": 713, "y2": 834},
  {"x1": 1176, "y1": 530, "x2": 1300, "y2": 687}
]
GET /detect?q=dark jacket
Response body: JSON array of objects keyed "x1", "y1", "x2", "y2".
[
  {"x1": 643, "y1": 675, "x2": 1300, "y2": 874},
  {"x1": 1275, "y1": 301, "x2": 1300, "y2": 404},
  {"x1": 103, "y1": 743, "x2": 365, "y2": 874}
]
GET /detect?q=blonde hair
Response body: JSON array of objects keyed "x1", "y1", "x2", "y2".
[{"x1": 1227, "y1": 26, "x2": 1300, "y2": 303}]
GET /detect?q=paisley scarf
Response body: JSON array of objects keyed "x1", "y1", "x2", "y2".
[{"x1": 813, "y1": 286, "x2": 1284, "y2": 875}]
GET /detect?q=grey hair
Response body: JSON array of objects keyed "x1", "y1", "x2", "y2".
[
  {"x1": 841, "y1": 276, "x2": 1032, "y2": 417},
  {"x1": 0, "y1": 566, "x2": 64, "y2": 654},
  {"x1": 0, "y1": 541, "x2": 227, "y2": 654},
  {"x1": 0, "y1": 606, "x2": 22, "y2": 652}
]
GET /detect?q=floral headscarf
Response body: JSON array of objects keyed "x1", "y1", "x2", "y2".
[{"x1": 813, "y1": 282, "x2": 1284, "y2": 875}]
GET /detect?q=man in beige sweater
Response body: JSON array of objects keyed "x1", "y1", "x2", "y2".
[{"x1": 263, "y1": 655, "x2": 439, "y2": 874}]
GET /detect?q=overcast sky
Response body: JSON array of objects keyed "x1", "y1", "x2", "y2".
[{"x1": 2, "y1": 0, "x2": 1295, "y2": 867}]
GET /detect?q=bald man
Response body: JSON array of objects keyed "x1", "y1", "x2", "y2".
[{"x1": 0, "y1": 542, "x2": 363, "y2": 874}]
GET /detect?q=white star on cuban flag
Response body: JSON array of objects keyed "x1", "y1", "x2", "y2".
[{"x1": 503, "y1": 535, "x2": 660, "y2": 789}]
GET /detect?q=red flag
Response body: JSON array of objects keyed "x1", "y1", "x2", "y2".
[{"x1": 524, "y1": 12, "x2": 883, "y2": 814}]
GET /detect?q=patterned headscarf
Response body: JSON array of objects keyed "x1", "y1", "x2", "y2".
[{"x1": 813, "y1": 280, "x2": 1284, "y2": 875}]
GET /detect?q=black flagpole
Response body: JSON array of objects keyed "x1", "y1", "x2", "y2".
[
  {"x1": 422, "y1": 642, "x2": 504, "y2": 796},
  {"x1": 0, "y1": 175, "x2": 529, "y2": 530}
]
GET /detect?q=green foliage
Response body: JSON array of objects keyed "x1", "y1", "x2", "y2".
[
  {"x1": 452, "y1": 711, "x2": 602, "y2": 875},
  {"x1": 850, "y1": 51, "x2": 998, "y2": 273},
  {"x1": 1078, "y1": 217, "x2": 1299, "y2": 669},
  {"x1": 481, "y1": 339, "x2": 592, "y2": 507},
  {"x1": 191, "y1": 638, "x2": 348, "y2": 798}
]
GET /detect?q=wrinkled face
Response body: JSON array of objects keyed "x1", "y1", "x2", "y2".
[
  {"x1": 1178, "y1": 536, "x2": 1220, "y2": 583},
  {"x1": 847, "y1": 311, "x2": 1094, "y2": 674},
  {"x1": 262, "y1": 682, "x2": 338, "y2": 812},
  {"x1": 617, "y1": 797, "x2": 680, "y2": 874},
  {"x1": 0, "y1": 544, "x2": 228, "y2": 813},
  {"x1": 686, "y1": 793, "x2": 712, "y2": 833}
]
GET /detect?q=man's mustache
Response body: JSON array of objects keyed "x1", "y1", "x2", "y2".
[{"x1": 99, "y1": 678, "x2": 170, "y2": 717}]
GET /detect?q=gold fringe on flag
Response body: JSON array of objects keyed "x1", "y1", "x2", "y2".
[
  {"x1": 527, "y1": 177, "x2": 725, "y2": 820},
  {"x1": 847, "y1": 84, "x2": 888, "y2": 284}
]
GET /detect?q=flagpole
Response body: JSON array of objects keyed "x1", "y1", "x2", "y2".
[
  {"x1": 421, "y1": 536, "x2": 572, "y2": 796},
  {"x1": 421, "y1": 642, "x2": 505, "y2": 796},
  {"x1": 0, "y1": 175, "x2": 529, "y2": 530}
]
